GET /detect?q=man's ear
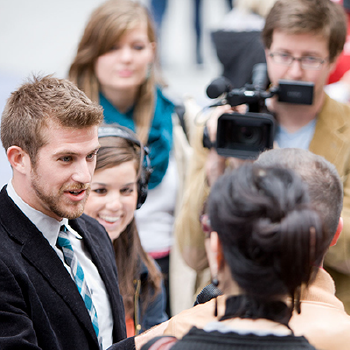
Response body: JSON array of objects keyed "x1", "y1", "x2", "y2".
[
  {"x1": 7, "y1": 146, "x2": 30, "y2": 175},
  {"x1": 330, "y1": 217, "x2": 343, "y2": 247}
]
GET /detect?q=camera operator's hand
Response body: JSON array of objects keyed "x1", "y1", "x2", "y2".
[
  {"x1": 205, "y1": 104, "x2": 247, "y2": 187},
  {"x1": 206, "y1": 104, "x2": 247, "y2": 142},
  {"x1": 205, "y1": 105, "x2": 231, "y2": 187},
  {"x1": 206, "y1": 105, "x2": 233, "y2": 142}
]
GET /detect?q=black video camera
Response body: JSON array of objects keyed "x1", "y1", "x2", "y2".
[{"x1": 204, "y1": 63, "x2": 314, "y2": 159}]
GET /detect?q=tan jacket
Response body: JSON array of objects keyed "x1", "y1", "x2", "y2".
[
  {"x1": 176, "y1": 94, "x2": 350, "y2": 310},
  {"x1": 308, "y1": 95, "x2": 350, "y2": 313},
  {"x1": 310, "y1": 96, "x2": 350, "y2": 274},
  {"x1": 164, "y1": 268, "x2": 350, "y2": 350}
]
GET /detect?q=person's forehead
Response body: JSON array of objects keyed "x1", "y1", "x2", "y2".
[
  {"x1": 270, "y1": 29, "x2": 329, "y2": 54},
  {"x1": 39, "y1": 123, "x2": 99, "y2": 154}
]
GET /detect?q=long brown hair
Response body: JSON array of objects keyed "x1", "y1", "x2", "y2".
[
  {"x1": 69, "y1": 0, "x2": 164, "y2": 144},
  {"x1": 96, "y1": 134, "x2": 162, "y2": 317}
]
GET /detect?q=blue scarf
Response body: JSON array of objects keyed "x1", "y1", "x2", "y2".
[{"x1": 99, "y1": 88, "x2": 174, "y2": 189}]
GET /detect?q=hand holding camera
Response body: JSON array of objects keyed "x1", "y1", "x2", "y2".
[{"x1": 204, "y1": 63, "x2": 314, "y2": 159}]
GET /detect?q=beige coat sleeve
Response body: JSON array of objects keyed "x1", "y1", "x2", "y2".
[
  {"x1": 309, "y1": 94, "x2": 350, "y2": 312},
  {"x1": 174, "y1": 123, "x2": 210, "y2": 272},
  {"x1": 311, "y1": 95, "x2": 350, "y2": 275}
]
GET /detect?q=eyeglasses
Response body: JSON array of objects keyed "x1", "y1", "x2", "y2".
[
  {"x1": 269, "y1": 52, "x2": 328, "y2": 70},
  {"x1": 200, "y1": 214, "x2": 212, "y2": 239}
]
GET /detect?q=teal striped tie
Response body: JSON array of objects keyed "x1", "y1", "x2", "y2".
[{"x1": 56, "y1": 225, "x2": 102, "y2": 349}]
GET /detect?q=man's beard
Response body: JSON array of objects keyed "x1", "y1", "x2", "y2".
[{"x1": 31, "y1": 171, "x2": 90, "y2": 220}]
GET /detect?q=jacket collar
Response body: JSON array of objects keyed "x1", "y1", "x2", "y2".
[
  {"x1": 316, "y1": 93, "x2": 347, "y2": 131},
  {"x1": 0, "y1": 186, "x2": 100, "y2": 346},
  {"x1": 309, "y1": 94, "x2": 350, "y2": 172}
]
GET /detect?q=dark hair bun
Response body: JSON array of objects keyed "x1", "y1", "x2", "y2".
[{"x1": 208, "y1": 163, "x2": 326, "y2": 306}]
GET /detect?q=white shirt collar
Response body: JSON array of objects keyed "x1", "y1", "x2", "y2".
[{"x1": 6, "y1": 180, "x2": 81, "y2": 247}]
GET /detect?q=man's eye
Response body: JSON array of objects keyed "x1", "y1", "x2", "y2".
[
  {"x1": 302, "y1": 56, "x2": 318, "y2": 64},
  {"x1": 279, "y1": 53, "x2": 291, "y2": 60},
  {"x1": 60, "y1": 156, "x2": 72, "y2": 162},
  {"x1": 87, "y1": 152, "x2": 98, "y2": 161}
]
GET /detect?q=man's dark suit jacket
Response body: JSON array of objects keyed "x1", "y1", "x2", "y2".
[{"x1": 0, "y1": 186, "x2": 134, "y2": 350}]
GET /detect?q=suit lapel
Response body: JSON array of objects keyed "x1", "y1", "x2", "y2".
[
  {"x1": 70, "y1": 216, "x2": 127, "y2": 342},
  {"x1": 0, "y1": 188, "x2": 99, "y2": 345},
  {"x1": 22, "y1": 234, "x2": 98, "y2": 343}
]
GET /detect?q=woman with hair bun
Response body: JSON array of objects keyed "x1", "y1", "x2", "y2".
[{"x1": 143, "y1": 163, "x2": 325, "y2": 349}]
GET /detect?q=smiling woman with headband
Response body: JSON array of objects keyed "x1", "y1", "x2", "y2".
[{"x1": 84, "y1": 125, "x2": 168, "y2": 336}]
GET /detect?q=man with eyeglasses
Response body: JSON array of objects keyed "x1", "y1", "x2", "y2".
[
  {"x1": 262, "y1": 0, "x2": 347, "y2": 152},
  {"x1": 175, "y1": 0, "x2": 350, "y2": 314},
  {"x1": 261, "y1": 0, "x2": 350, "y2": 314}
]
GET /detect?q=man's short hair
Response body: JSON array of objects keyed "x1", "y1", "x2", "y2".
[
  {"x1": 256, "y1": 148, "x2": 343, "y2": 248},
  {"x1": 262, "y1": 0, "x2": 347, "y2": 62},
  {"x1": 1, "y1": 75, "x2": 103, "y2": 164}
]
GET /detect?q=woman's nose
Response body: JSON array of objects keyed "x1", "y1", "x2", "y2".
[
  {"x1": 106, "y1": 193, "x2": 122, "y2": 211},
  {"x1": 119, "y1": 46, "x2": 132, "y2": 62}
]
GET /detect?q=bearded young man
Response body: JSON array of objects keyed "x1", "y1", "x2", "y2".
[{"x1": 0, "y1": 75, "x2": 135, "y2": 350}]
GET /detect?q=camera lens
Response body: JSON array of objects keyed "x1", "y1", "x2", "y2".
[
  {"x1": 216, "y1": 112, "x2": 274, "y2": 159},
  {"x1": 237, "y1": 126, "x2": 261, "y2": 145}
]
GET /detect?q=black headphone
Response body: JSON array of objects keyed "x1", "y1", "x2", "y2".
[{"x1": 98, "y1": 125, "x2": 152, "y2": 209}]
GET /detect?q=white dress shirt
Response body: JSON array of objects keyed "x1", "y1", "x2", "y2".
[{"x1": 7, "y1": 180, "x2": 114, "y2": 350}]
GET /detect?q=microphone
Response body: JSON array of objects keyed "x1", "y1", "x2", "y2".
[
  {"x1": 206, "y1": 77, "x2": 232, "y2": 99},
  {"x1": 251, "y1": 63, "x2": 268, "y2": 91}
]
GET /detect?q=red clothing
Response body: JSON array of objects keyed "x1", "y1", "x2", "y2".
[{"x1": 126, "y1": 317, "x2": 135, "y2": 337}]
